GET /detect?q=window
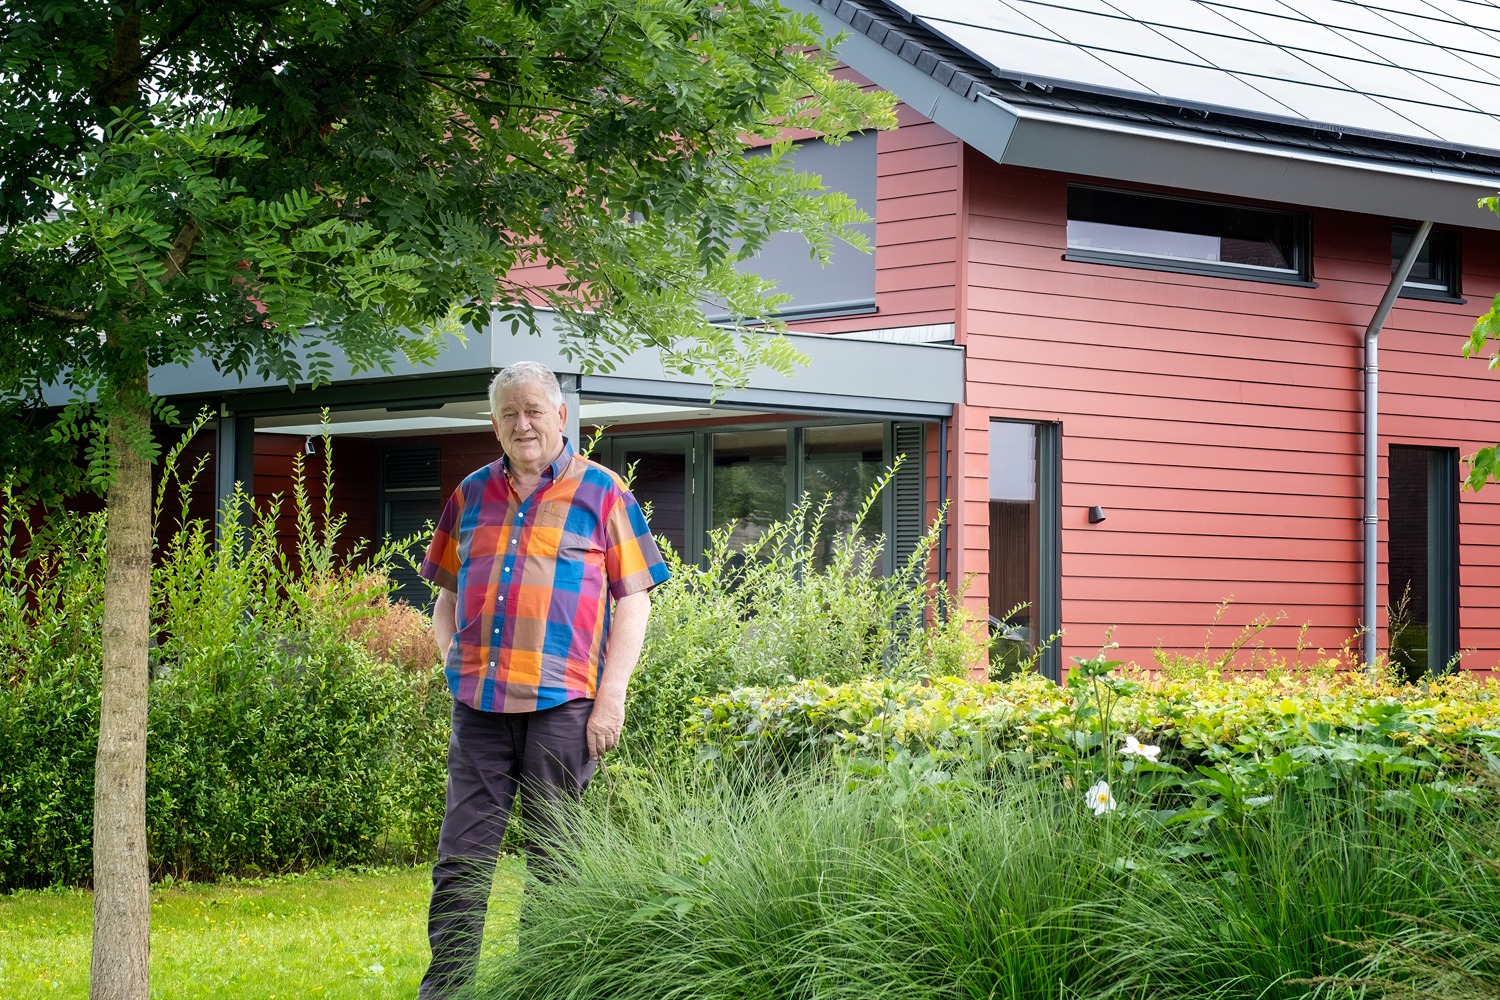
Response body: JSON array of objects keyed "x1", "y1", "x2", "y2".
[
  {"x1": 1388, "y1": 446, "x2": 1458, "y2": 681},
  {"x1": 802, "y1": 423, "x2": 885, "y2": 569},
  {"x1": 379, "y1": 445, "x2": 444, "y2": 605},
  {"x1": 989, "y1": 421, "x2": 1061, "y2": 680},
  {"x1": 601, "y1": 420, "x2": 924, "y2": 574},
  {"x1": 711, "y1": 133, "x2": 877, "y2": 322},
  {"x1": 710, "y1": 428, "x2": 789, "y2": 552},
  {"x1": 1067, "y1": 186, "x2": 1310, "y2": 283},
  {"x1": 1394, "y1": 226, "x2": 1460, "y2": 300}
]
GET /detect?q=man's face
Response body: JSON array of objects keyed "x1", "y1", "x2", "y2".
[{"x1": 492, "y1": 382, "x2": 567, "y2": 474}]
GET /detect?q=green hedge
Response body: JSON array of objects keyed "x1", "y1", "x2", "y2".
[
  {"x1": 0, "y1": 442, "x2": 449, "y2": 891},
  {"x1": 0, "y1": 633, "x2": 448, "y2": 890}
]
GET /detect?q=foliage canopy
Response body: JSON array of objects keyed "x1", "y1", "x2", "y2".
[{"x1": 0, "y1": 0, "x2": 893, "y2": 487}]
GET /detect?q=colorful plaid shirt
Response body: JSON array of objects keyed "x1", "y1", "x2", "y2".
[{"x1": 419, "y1": 439, "x2": 669, "y2": 713}]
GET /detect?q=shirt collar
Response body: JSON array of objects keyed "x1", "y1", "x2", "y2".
[{"x1": 500, "y1": 437, "x2": 575, "y2": 486}]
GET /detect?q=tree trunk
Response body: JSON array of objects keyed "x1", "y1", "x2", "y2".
[{"x1": 91, "y1": 391, "x2": 152, "y2": 1000}]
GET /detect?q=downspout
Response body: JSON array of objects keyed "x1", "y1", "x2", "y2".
[
  {"x1": 937, "y1": 415, "x2": 949, "y2": 599},
  {"x1": 1363, "y1": 220, "x2": 1432, "y2": 671}
]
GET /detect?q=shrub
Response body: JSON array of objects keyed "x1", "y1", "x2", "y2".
[
  {"x1": 622, "y1": 466, "x2": 984, "y2": 769},
  {"x1": 693, "y1": 657, "x2": 1500, "y2": 812},
  {"x1": 0, "y1": 429, "x2": 448, "y2": 890}
]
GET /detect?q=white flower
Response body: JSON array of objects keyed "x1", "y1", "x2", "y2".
[
  {"x1": 1085, "y1": 780, "x2": 1116, "y2": 816},
  {"x1": 1122, "y1": 735, "x2": 1161, "y2": 761}
]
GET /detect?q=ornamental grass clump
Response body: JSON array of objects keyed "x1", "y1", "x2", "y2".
[{"x1": 468, "y1": 752, "x2": 1500, "y2": 1000}]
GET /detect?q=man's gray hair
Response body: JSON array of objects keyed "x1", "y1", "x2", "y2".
[{"x1": 489, "y1": 362, "x2": 563, "y2": 411}]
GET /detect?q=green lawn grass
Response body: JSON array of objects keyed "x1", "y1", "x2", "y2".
[{"x1": 0, "y1": 861, "x2": 524, "y2": 999}]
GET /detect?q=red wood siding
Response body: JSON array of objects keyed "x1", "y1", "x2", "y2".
[{"x1": 959, "y1": 155, "x2": 1500, "y2": 671}]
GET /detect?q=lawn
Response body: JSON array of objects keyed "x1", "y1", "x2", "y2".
[{"x1": 0, "y1": 861, "x2": 524, "y2": 999}]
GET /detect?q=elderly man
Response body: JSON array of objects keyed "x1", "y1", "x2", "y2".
[{"x1": 416, "y1": 361, "x2": 669, "y2": 998}]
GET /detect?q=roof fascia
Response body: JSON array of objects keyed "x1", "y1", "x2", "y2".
[
  {"x1": 991, "y1": 97, "x2": 1500, "y2": 231},
  {"x1": 782, "y1": 0, "x2": 1018, "y2": 157}
]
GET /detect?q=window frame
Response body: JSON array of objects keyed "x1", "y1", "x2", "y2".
[
  {"x1": 1394, "y1": 225, "x2": 1463, "y2": 302},
  {"x1": 1065, "y1": 184, "x2": 1314, "y2": 286}
]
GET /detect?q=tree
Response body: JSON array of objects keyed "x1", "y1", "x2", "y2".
[{"x1": 0, "y1": 1, "x2": 893, "y2": 995}]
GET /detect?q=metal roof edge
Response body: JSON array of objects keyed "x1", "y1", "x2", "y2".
[
  {"x1": 782, "y1": 0, "x2": 1019, "y2": 158},
  {"x1": 994, "y1": 98, "x2": 1500, "y2": 230},
  {"x1": 800, "y1": 0, "x2": 1500, "y2": 229}
]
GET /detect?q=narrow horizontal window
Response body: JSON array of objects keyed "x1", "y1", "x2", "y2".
[
  {"x1": 1067, "y1": 186, "x2": 1309, "y2": 283},
  {"x1": 1394, "y1": 226, "x2": 1460, "y2": 300}
]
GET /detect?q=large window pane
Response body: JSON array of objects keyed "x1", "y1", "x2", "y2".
[
  {"x1": 617, "y1": 436, "x2": 692, "y2": 559},
  {"x1": 728, "y1": 134, "x2": 877, "y2": 320},
  {"x1": 711, "y1": 429, "x2": 788, "y2": 550},
  {"x1": 989, "y1": 421, "x2": 1041, "y2": 674},
  {"x1": 803, "y1": 423, "x2": 885, "y2": 569},
  {"x1": 1388, "y1": 445, "x2": 1458, "y2": 680}
]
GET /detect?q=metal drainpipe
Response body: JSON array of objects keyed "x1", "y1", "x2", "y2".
[
  {"x1": 1363, "y1": 220, "x2": 1433, "y2": 670},
  {"x1": 936, "y1": 415, "x2": 950, "y2": 613}
]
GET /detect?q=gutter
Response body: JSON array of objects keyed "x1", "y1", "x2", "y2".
[{"x1": 1363, "y1": 220, "x2": 1432, "y2": 671}]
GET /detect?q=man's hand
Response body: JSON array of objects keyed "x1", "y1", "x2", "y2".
[
  {"x1": 587, "y1": 590, "x2": 650, "y2": 760},
  {"x1": 586, "y1": 694, "x2": 625, "y2": 760},
  {"x1": 433, "y1": 588, "x2": 457, "y2": 662}
]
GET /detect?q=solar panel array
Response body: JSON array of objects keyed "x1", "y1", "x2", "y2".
[{"x1": 886, "y1": 0, "x2": 1500, "y2": 152}]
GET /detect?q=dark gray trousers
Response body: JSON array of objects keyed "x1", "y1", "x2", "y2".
[{"x1": 419, "y1": 697, "x2": 596, "y2": 999}]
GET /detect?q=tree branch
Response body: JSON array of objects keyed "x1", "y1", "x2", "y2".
[
  {"x1": 162, "y1": 222, "x2": 201, "y2": 282},
  {"x1": 138, "y1": 3, "x2": 212, "y2": 78},
  {"x1": 25, "y1": 299, "x2": 91, "y2": 324},
  {"x1": 93, "y1": 11, "x2": 144, "y2": 114}
]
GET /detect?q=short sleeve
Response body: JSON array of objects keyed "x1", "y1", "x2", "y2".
[
  {"x1": 419, "y1": 488, "x2": 463, "y2": 593},
  {"x1": 602, "y1": 486, "x2": 670, "y2": 600}
]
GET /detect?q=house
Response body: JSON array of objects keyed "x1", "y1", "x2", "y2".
[{"x1": 142, "y1": 0, "x2": 1500, "y2": 678}]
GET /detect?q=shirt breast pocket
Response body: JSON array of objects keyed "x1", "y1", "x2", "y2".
[{"x1": 535, "y1": 500, "x2": 571, "y2": 530}]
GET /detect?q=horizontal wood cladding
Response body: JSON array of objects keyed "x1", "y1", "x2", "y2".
[
  {"x1": 1063, "y1": 598, "x2": 1364, "y2": 627},
  {"x1": 964, "y1": 159, "x2": 1500, "y2": 670},
  {"x1": 1066, "y1": 530, "x2": 1356, "y2": 560}
]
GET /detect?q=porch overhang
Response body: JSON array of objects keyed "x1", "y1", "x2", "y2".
[{"x1": 135, "y1": 308, "x2": 965, "y2": 421}]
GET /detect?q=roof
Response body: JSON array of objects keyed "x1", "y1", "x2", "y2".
[{"x1": 792, "y1": 0, "x2": 1500, "y2": 227}]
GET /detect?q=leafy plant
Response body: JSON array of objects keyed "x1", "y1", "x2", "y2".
[{"x1": 623, "y1": 467, "x2": 983, "y2": 769}]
